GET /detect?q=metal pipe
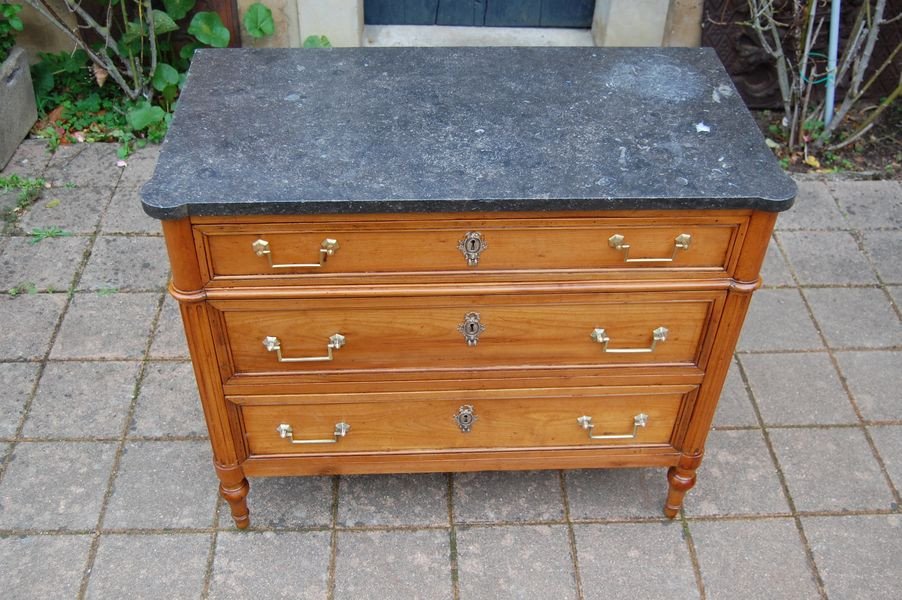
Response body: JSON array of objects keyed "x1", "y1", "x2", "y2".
[{"x1": 825, "y1": 0, "x2": 842, "y2": 125}]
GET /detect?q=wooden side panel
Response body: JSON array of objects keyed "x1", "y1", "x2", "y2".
[{"x1": 679, "y1": 211, "x2": 777, "y2": 454}]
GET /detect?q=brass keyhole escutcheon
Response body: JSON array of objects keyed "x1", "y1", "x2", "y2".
[
  {"x1": 458, "y1": 232, "x2": 487, "y2": 266},
  {"x1": 458, "y1": 312, "x2": 485, "y2": 346},
  {"x1": 454, "y1": 405, "x2": 477, "y2": 433}
]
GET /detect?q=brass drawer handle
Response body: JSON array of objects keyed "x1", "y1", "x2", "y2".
[
  {"x1": 577, "y1": 413, "x2": 648, "y2": 440},
  {"x1": 252, "y1": 238, "x2": 339, "y2": 268},
  {"x1": 262, "y1": 334, "x2": 345, "y2": 362},
  {"x1": 277, "y1": 422, "x2": 350, "y2": 444},
  {"x1": 590, "y1": 326, "x2": 668, "y2": 353},
  {"x1": 608, "y1": 233, "x2": 691, "y2": 263}
]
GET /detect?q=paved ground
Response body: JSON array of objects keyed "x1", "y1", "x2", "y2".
[{"x1": 0, "y1": 140, "x2": 901, "y2": 599}]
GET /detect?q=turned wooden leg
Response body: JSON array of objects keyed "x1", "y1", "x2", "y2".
[
  {"x1": 216, "y1": 463, "x2": 250, "y2": 529},
  {"x1": 663, "y1": 453, "x2": 702, "y2": 518}
]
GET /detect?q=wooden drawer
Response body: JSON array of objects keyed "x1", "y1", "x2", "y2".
[
  {"x1": 237, "y1": 386, "x2": 694, "y2": 455},
  {"x1": 193, "y1": 215, "x2": 746, "y2": 284},
  {"x1": 211, "y1": 291, "x2": 722, "y2": 379}
]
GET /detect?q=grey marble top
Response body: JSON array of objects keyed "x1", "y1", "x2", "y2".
[{"x1": 141, "y1": 47, "x2": 795, "y2": 220}]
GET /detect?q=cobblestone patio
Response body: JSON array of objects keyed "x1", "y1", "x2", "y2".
[{"x1": 1, "y1": 140, "x2": 901, "y2": 599}]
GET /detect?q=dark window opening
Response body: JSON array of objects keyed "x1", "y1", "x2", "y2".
[{"x1": 364, "y1": 0, "x2": 596, "y2": 29}]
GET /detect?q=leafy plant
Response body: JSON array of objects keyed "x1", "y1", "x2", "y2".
[
  {"x1": 744, "y1": 0, "x2": 900, "y2": 155},
  {"x1": 7, "y1": 281, "x2": 37, "y2": 297},
  {"x1": 244, "y1": 3, "x2": 274, "y2": 39},
  {"x1": 0, "y1": 174, "x2": 46, "y2": 206},
  {"x1": 303, "y1": 35, "x2": 332, "y2": 49},
  {"x1": 0, "y1": 3, "x2": 23, "y2": 63},
  {"x1": 29, "y1": 226, "x2": 71, "y2": 244},
  {"x1": 188, "y1": 11, "x2": 230, "y2": 47},
  {"x1": 25, "y1": 1, "x2": 276, "y2": 157}
]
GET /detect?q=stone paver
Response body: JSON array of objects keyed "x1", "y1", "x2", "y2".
[
  {"x1": 149, "y1": 294, "x2": 189, "y2": 358},
  {"x1": 803, "y1": 515, "x2": 902, "y2": 600},
  {"x1": 740, "y1": 353, "x2": 857, "y2": 425},
  {"x1": 130, "y1": 361, "x2": 206, "y2": 437},
  {"x1": 861, "y1": 230, "x2": 902, "y2": 284},
  {"x1": 102, "y1": 185, "x2": 162, "y2": 234},
  {"x1": 775, "y1": 180, "x2": 846, "y2": 230},
  {"x1": 889, "y1": 284, "x2": 902, "y2": 309},
  {"x1": 868, "y1": 426, "x2": 902, "y2": 493},
  {"x1": 0, "y1": 235, "x2": 89, "y2": 292},
  {"x1": 221, "y1": 476, "x2": 333, "y2": 529},
  {"x1": 22, "y1": 361, "x2": 139, "y2": 439},
  {"x1": 835, "y1": 351, "x2": 902, "y2": 421},
  {"x1": 0, "y1": 362, "x2": 39, "y2": 437},
  {"x1": 770, "y1": 428, "x2": 894, "y2": 512},
  {"x1": 0, "y1": 139, "x2": 53, "y2": 178},
  {"x1": 737, "y1": 289, "x2": 823, "y2": 352},
  {"x1": 691, "y1": 518, "x2": 818, "y2": 600},
  {"x1": 0, "y1": 293, "x2": 67, "y2": 359},
  {"x1": 86, "y1": 533, "x2": 210, "y2": 600},
  {"x1": 778, "y1": 230, "x2": 877, "y2": 285},
  {"x1": 759, "y1": 237, "x2": 794, "y2": 287},
  {"x1": 339, "y1": 473, "x2": 448, "y2": 526},
  {"x1": 454, "y1": 470, "x2": 563, "y2": 523},
  {"x1": 456, "y1": 525, "x2": 577, "y2": 600},
  {"x1": 334, "y1": 530, "x2": 451, "y2": 600},
  {"x1": 685, "y1": 430, "x2": 789, "y2": 516},
  {"x1": 829, "y1": 180, "x2": 902, "y2": 229},
  {"x1": 713, "y1": 358, "x2": 758, "y2": 428},
  {"x1": 565, "y1": 468, "x2": 667, "y2": 520},
  {"x1": 116, "y1": 146, "x2": 161, "y2": 188},
  {"x1": 0, "y1": 441, "x2": 117, "y2": 530},
  {"x1": 804, "y1": 287, "x2": 902, "y2": 349},
  {"x1": 104, "y1": 441, "x2": 218, "y2": 529},
  {"x1": 51, "y1": 292, "x2": 159, "y2": 359},
  {"x1": 0, "y1": 534, "x2": 93, "y2": 597},
  {"x1": 17, "y1": 186, "x2": 114, "y2": 234},
  {"x1": 42, "y1": 143, "x2": 122, "y2": 188},
  {"x1": 576, "y1": 522, "x2": 698, "y2": 600},
  {"x1": 79, "y1": 236, "x2": 169, "y2": 291},
  {"x1": 209, "y1": 531, "x2": 331, "y2": 600}
]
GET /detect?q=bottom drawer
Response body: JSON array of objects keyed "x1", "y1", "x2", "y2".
[{"x1": 238, "y1": 387, "x2": 693, "y2": 455}]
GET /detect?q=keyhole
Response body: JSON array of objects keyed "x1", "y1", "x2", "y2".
[
  {"x1": 465, "y1": 322, "x2": 479, "y2": 335},
  {"x1": 458, "y1": 413, "x2": 473, "y2": 426},
  {"x1": 466, "y1": 238, "x2": 480, "y2": 252}
]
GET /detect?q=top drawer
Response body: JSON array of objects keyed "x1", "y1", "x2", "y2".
[{"x1": 192, "y1": 214, "x2": 747, "y2": 285}]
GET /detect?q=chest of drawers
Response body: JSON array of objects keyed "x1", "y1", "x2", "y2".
[{"x1": 143, "y1": 47, "x2": 794, "y2": 528}]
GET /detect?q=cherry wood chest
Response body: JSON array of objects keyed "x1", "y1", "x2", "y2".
[{"x1": 142, "y1": 47, "x2": 795, "y2": 528}]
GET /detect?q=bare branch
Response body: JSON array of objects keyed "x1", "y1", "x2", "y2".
[{"x1": 22, "y1": 0, "x2": 141, "y2": 99}]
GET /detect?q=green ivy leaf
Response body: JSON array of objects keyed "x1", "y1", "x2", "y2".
[
  {"x1": 31, "y1": 62, "x2": 55, "y2": 101},
  {"x1": 126, "y1": 103, "x2": 166, "y2": 131},
  {"x1": 179, "y1": 41, "x2": 202, "y2": 63},
  {"x1": 243, "y1": 3, "x2": 274, "y2": 38},
  {"x1": 188, "y1": 11, "x2": 230, "y2": 48},
  {"x1": 152, "y1": 63, "x2": 180, "y2": 92},
  {"x1": 120, "y1": 20, "x2": 145, "y2": 47},
  {"x1": 152, "y1": 10, "x2": 179, "y2": 35},
  {"x1": 302, "y1": 35, "x2": 331, "y2": 48},
  {"x1": 162, "y1": 0, "x2": 196, "y2": 21}
]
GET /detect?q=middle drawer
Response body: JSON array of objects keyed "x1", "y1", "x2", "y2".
[{"x1": 210, "y1": 290, "x2": 723, "y2": 380}]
